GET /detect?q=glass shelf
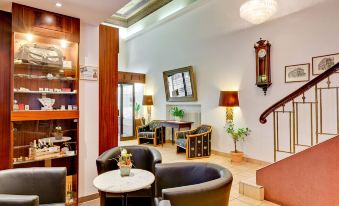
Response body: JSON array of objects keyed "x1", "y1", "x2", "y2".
[
  {"x1": 14, "y1": 90, "x2": 77, "y2": 95},
  {"x1": 13, "y1": 153, "x2": 77, "y2": 165},
  {"x1": 14, "y1": 74, "x2": 76, "y2": 81}
]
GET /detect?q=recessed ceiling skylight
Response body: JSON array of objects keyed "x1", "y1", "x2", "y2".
[{"x1": 116, "y1": 0, "x2": 150, "y2": 18}]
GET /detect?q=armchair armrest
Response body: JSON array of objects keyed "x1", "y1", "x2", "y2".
[
  {"x1": 159, "y1": 200, "x2": 171, "y2": 206},
  {"x1": 149, "y1": 148, "x2": 162, "y2": 173},
  {"x1": 186, "y1": 130, "x2": 211, "y2": 138},
  {"x1": 0, "y1": 194, "x2": 39, "y2": 206},
  {"x1": 162, "y1": 178, "x2": 231, "y2": 206},
  {"x1": 96, "y1": 147, "x2": 120, "y2": 175}
]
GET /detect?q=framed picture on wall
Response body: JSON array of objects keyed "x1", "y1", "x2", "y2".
[
  {"x1": 312, "y1": 53, "x2": 339, "y2": 75},
  {"x1": 285, "y1": 63, "x2": 310, "y2": 83},
  {"x1": 80, "y1": 65, "x2": 98, "y2": 81}
]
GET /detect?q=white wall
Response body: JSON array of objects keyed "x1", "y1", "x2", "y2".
[
  {"x1": 124, "y1": 0, "x2": 339, "y2": 162},
  {"x1": 78, "y1": 23, "x2": 128, "y2": 198},
  {"x1": 79, "y1": 23, "x2": 99, "y2": 197}
]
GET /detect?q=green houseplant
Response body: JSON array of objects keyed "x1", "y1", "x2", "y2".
[
  {"x1": 170, "y1": 106, "x2": 184, "y2": 121},
  {"x1": 135, "y1": 102, "x2": 141, "y2": 118},
  {"x1": 226, "y1": 123, "x2": 251, "y2": 162}
]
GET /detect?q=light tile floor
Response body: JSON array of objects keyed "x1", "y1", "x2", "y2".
[{"x1": 80, "y1": 141, "x2": 279, "y2": 206}]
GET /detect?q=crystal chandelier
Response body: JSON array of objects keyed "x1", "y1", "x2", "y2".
[{"x1": 240, "y1": 0, "x2": 278, "y2": 24}]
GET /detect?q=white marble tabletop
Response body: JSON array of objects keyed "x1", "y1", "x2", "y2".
[{"x1": 93, "y1": 169, "x2": 155, "y2": 193}]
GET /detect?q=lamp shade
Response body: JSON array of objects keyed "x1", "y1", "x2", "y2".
[
  {"x1": 142, "y1": 95, "x2": 153, "y2": 106},
  {"x1": 219, "y1": 91, "x2": 239, "y2": 107}
]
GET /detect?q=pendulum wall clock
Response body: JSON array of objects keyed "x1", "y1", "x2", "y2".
[{"x1": 254, "y1": 38, "x2": 272, "y2": 95}]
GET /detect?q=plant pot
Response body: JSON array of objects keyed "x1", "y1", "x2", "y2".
[
  {"x1": 231, "y1": 151, "x2": 244, "y2": 163},
  {"x1": 119, "y1": 165, "x2": 132, "y2": 177},
  {"x1": 174, "y1": 116, "x2": 182, "y2": 122}
]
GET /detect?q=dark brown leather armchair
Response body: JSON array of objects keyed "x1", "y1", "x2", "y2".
[
  {"x1": 154, "y1": 162, "x2": 233, "y2": 206},
  {"x1": 0, "y1": 167, "x2": 66, "y2": 206},
  {"x1": 96, "y1": 146, "x2": 162, "y2": 205},
  {"x1": 96, "y1": 145, "x2": 162, "y2": 175}
]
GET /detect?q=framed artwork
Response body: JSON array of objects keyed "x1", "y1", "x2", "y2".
[
  {"x1": 285, "y1": 63, "x2": 310, "y2": 83},
  {"x1": 312, "y1": 53, "x2": 339, "y2": 75},
  {"x1": 163, "y1": 66, "x2": 197, "y2": 102},
  {"x1": 80, "y1": 65, "x2": 98, "y2": 81}
]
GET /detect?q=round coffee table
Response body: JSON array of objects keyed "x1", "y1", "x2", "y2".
[{"x1": 93, "y1": 169, "x2": 155, "y2": 206}]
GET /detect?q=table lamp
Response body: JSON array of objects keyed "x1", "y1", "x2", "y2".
[
  {"x1": 219, "y1": 91, "x2": 239, "y2": 123},
  {"x1": 143, "y1": 95, "x2": 153, "y2": 123}
]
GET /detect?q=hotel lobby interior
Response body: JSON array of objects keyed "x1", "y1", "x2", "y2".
[{"x1": 0, "y1": 0, "x2": 339, "y2": 206}]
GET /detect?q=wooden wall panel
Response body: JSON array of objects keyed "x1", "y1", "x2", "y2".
[
  {"x1": 118, "y1": 71, "x2": 146, "y2": 84},
  {"x1": 12, "y1": 3, "x2": 80, "y2": 42},
  {"x1": 99, "y1": 25, "x2": 119, "y2": 155},
  {"x1": 0, "y1": 11, "x2": 12, "y2": 170}
]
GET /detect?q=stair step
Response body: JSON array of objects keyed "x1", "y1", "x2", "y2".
[{"x1": 239, "y1": 180, "x2": 264, "y2": 201}]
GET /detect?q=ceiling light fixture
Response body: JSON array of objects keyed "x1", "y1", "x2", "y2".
[
  {"x1": 240, "y1": 0, "x2": 278, "y2": 24},
  {"x1": 56, "y1": 2, "x2": 62, "y2": 7}
]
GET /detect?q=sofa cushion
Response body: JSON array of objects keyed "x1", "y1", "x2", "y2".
[
  {"x1": 138, "y1": 132, "x2": 155, "y2": 139},
  {"x1": 176, "y1": 139, "x2": 187, "y2": 149}
]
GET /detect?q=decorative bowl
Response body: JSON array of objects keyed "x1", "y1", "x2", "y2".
[{"x1": 38, "y1": 98, "x2": 55, "y2": 110}]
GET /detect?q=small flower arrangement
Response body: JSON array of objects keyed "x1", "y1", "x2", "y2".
[{"x1": 115, "y1": 148, "x2": 133, "y2": 176}]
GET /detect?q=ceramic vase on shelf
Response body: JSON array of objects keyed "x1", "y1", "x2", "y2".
[{"x1": 54, "y1": 126, "x2": 63, "y2": 140}]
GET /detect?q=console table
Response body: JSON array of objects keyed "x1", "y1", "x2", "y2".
[{"x1": 160, "y1": 121, "x2": 194, "y2": 144}]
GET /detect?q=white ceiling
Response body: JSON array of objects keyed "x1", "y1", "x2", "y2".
[
  {"x1": 0, "y1": 0, "x2": 130, "y2": 25},
  {"x1": 0, "y1": 0, "x2": 332, "y2": 28},
  {"x1": 121, "y1": 0, "x2": 332, "y2": 40}
]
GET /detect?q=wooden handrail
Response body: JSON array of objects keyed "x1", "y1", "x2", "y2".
[{"x1": 260, "y1": 62, "x2": 339, "y2": 124}]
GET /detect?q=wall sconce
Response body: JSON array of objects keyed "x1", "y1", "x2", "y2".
[
  {"x1": 219, "y1": 91, "x2": 239, "y2": 123},
  {"x1": 142, "y1": 95, "x2": 153, "y2": 123}
]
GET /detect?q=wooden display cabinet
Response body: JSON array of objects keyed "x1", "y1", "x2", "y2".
[{"x1": 10, "y1": 4, "x2": 80, "y2": 205}]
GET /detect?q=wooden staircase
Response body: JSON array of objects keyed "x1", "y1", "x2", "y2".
[{"x1": 256, "y1": 63, "x2": 339, "y2": 205}]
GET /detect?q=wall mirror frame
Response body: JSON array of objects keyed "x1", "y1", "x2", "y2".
[{"x1": 163, "y1": 66, "x2": 198, "y2": 102}]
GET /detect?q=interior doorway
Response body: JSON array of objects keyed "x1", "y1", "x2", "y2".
[{"x1": 118, "y1": 84, "x2": 135, "y2": 140}]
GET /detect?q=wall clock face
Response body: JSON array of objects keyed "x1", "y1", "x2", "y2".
[{"x1": 258, "y1": 49, "x2": 267, "y2": 58}]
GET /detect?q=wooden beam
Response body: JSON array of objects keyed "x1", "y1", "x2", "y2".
[
  {"x1": 0, "y1": 11, "x2": 12, "y2": 170},
  {"x1": 99, "y1": 25, "x2": 119, "y2": 155}
]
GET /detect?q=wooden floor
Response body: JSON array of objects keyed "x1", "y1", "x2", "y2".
[{"x1": 80, "y1": 141, "x2": 278, "y2": 206}]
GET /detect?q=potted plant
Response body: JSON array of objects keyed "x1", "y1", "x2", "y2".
[
  {"x1": 226, "y1": 123, "x2": 251, "y2": 162},
  {"x1": 135, "y1": 102, "x2": 141, "y2": 118},
  {"x1": 170, "y1": 106, "x2": 184, "y2": 121}
]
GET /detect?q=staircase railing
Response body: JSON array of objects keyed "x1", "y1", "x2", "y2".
[{"x1": 260, "y1": 62, "x2": 339, "y2": 161}]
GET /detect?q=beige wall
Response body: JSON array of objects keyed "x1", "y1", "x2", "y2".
[
  {"x1": 123, "y1": 0, "x2": 339, "y2": 162},
  {"x1": 79, "y1": 23, "x2": 99, "y2": 197}
]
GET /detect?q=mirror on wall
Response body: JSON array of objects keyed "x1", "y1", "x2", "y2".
[{"x1": 163, "y1": 66, "x2": 197, "y2": 102}]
